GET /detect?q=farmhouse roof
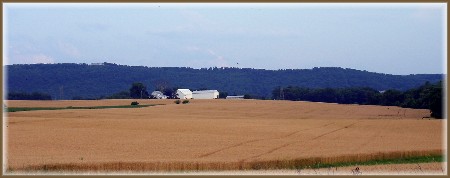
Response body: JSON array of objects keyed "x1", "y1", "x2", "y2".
[
  {"x1": 192, "y1": 90, "x2": 219, "y2": 94},
  {"x1": 177, "y1": 89, "x2": 192, "y2": 94}
]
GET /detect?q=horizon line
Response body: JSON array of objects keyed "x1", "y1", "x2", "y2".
[{"x1": 3, "y1": 62, "x2": 445, "y2": 76}]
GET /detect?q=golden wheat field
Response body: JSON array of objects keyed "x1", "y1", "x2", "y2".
[{"x1": 4, "y1": 99, "x2": 446, "y2": 174}]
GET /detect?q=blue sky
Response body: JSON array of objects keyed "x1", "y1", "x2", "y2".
[{"x1": 3, "y1": 3, "x2": 447, "y2": 75}]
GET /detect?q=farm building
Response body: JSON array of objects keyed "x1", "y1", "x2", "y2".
[
  {"x1": 176, "y1": 89, "x2": 193, "y2": 99},
  {"x1": 226, "y1": 95, "x2": 244, "y2": 99},
  {"x1": 151, "y1": 91, "x2": 167, "y2": 99},
  {"x1": 192, "y1": 90, "x2": 219, "y2": 99}
]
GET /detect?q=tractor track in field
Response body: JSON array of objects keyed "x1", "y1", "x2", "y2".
[
  {"x1": 312, "y1": 121, "x2": 360, "y2": 140},
  {"x1": 350, "y1": 120, "x2": 389, "y2": 153},
  {"x1": 8, "y1": 118, "x2": 65, "y2": 125},
  {"x1": 197, "y1": 138, "x2": 265, "y2": 158},
  {"x1": 240, "y1": 121, "x2": 362, "y2": 162},
  {"x1": 197, "y1": 122, "x2": 336, "y2": 158}
]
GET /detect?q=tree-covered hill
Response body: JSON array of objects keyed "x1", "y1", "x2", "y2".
[{"x1": 5, "y1": 63, "x2": 443, "y2": 100}]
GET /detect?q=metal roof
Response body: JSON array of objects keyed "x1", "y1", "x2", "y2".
[
  {"x1": 192, "y1": 90, "x2": 219, "y2": 94},
  {"x1": 226, "y1": 95, "x2": 244, "y2": 98},
  {"x1": 177, "y1": 89, "x2": 192, "y2": 94}
]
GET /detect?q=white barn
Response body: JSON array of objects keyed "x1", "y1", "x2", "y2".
[
  {"x1": 192, "y1": 90, "x2": 219, "y2": 99},
  {"x1": 176, "y1": 89, "x2": 193, "y2": 99},
  {"x1": 226, "y1": 95, "x2": 244, "y2": 99}
]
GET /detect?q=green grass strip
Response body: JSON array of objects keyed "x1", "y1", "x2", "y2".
[
  {"x1": 300, "y1": 155, "x2": 445, "y2": 169},
  {"x1": 5, "y1": 104, "x2": 161, "y2": 112}
]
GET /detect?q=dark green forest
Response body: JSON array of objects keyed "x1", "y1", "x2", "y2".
[
  {"x1": 5, "y1": 62, "x2": 443, "y2": 100},
  {"x1": 272, "y1": 81, "x2": 443, "y2": 119},
  {"x1": 7, "y1": 91, "x2": 52, "y2": 100}
]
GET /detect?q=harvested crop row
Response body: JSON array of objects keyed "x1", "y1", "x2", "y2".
[{"x1": 5, "y1": 99, "x2": 444, "y2": 173}]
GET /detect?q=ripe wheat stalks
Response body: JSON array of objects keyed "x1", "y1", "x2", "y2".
[{"x1": 9, "y1": 149, "x2": 443, "y2": 173}]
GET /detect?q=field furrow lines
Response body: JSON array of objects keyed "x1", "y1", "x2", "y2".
[
  {"x1": 5, "y1": 99, "x2": 443, "y2": 174},
  {"x1": 280, "y1": 122, "x2": 336, "y2": 138},
  {"x1": 197, "y1": 139, "x2": 264, "y2": 158},
  {"x1": 242, "y1": 143, "x2": 296, "y2": 162},
  {"x1": 240, "y1": 121, "x2": 361, "y2": 161},
  {"x1": 312, "y1": 121, "x2": 360, "y2": 140},
  {"x1": 199, "y1": 122, "x2": 336, "y2": 159}
]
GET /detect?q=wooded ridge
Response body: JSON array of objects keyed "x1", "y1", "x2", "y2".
[{"x1": 5, "y1": 63, "x2": 443, "y2": 100}]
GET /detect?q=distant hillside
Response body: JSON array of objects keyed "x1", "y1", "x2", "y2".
[{"x1": 5, "y1": 63, "x2": 443, "y2": 99}]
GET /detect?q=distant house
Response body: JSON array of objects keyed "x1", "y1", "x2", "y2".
[
  {"x1": 176, "y1": 89, "x2": 193, "y2": 99},
  {"x1": 151, "y1": 91, "x2": 167, "y2": 99},
  {"x1": 226, "y1": 95, "x2": 244, "y2": 99},
  {"x1": 192, "y1": 90, "x2": 219, "y2": 99}
]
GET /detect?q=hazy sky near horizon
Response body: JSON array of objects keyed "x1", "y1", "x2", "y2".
[{"x1": 3, "y1": 3, "x2": 447, "y2": 75}]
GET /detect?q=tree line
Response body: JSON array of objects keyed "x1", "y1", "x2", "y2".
[
  {"x1": 272, "y1": 81, "x2": 443, "y2": 118},
  {"x1": 6, "y1": 80, "x2": 443, "y2": 118},
  {"x1": 105, "y1": 83, "x2": 233, "y2": 99},
  {"x1": 82, "y1": 82, "x2": 247, "y2": 100},
  {"x1": 7, "y1": 92, "x2": 52, "y2": 100},
  {"x1": 6, "y1": 63, "x2": 442, "y2": 99}
]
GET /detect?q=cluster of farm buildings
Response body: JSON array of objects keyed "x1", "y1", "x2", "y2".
[{"x1": 151, "y1": 89, "x2": 244, "y2": 100}]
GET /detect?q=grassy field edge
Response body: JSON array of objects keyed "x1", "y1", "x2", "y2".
[
  {"x1": 5, "y1": 104, "x2": 163, "y2": 112},
  {"x1": 301, "y1": 154, "x2": 445, "y2": 169}
]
